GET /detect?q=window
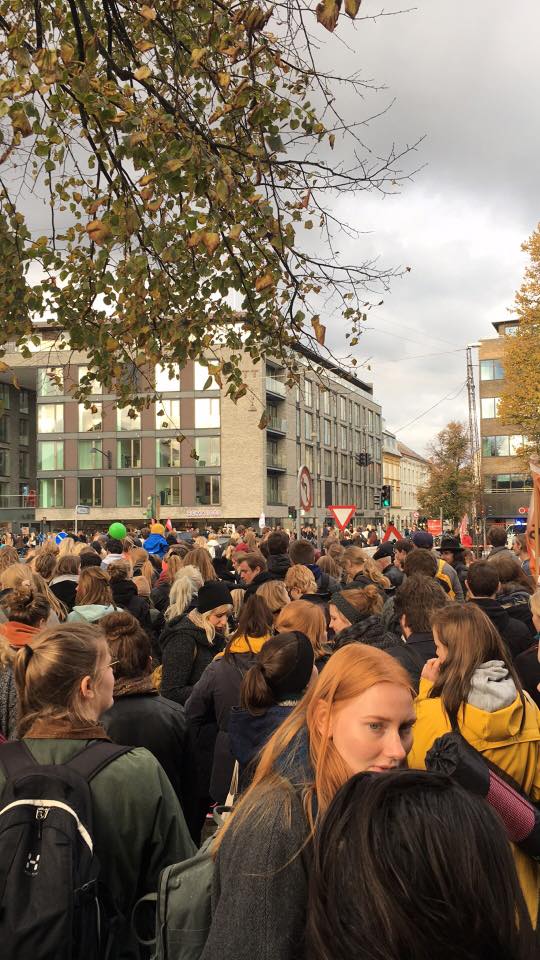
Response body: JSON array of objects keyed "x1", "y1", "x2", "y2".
[
  {"x1": 78, "y1": 440, "x2": 103, "y2": 470},
  {"x1": 156, "y1": 364, "x2": 181, "y2": 391},
  {"x1": 341, "y1": 454, "x2": 348, "y2": 479},
  {"x1": 340, "y1": 397, "x2": 347, "y2": 421},
  {"x1": 484, "y1": 474, "x2": 533, "y2": 493},
  {"x1": 0, "y1": 383, "x2": 10, "y2": 409},
  {"x1": 39, "y1": 478, "x2": 64, "y2": 508},
  {"x1": 296, "y1": 407, "x2": 301, "y2": 438},
  {"x1": 266, "y1": 475, "x2": 281, "y2": 505},
  {"x1": 38, "y1": 367, "x2": 64, "y2": 397},
  {"x1": 196, "y1": 475, "x2": 220, "y2": 505},
  {"x1": 481, "y1": 435, "x2": 523, "y2": 457},
  {"x1": 340, "y1": 425, "x2": 348, "y2": 450},
  {"x1": 78, "y1": 366, "x2": 101, "y2": 393},
  {"x1": 195, "y1": 436, "x2": 220, "y2": 467},
  {"x1": 368, "y1": 409, "x2": 374, "y2": 432},
  {"x1": 296, "y1": 442, "x2": 301, "y2": 471},
  {"x1": 324, "y1": 450, "x2": 332, "y2": 476},
  {"x1": 117, "y1": 438, "x2": 141, "y2": 469},
  {"x1": 0, "y1": 481, "x2": 10, "y2": 508},
  {"x1": 315, "y1": 385, "x2": 320, "y2": 412},
  {"x1": 331, "y1": 395, "x2": 337, "y2": 419},
  {"x1": 19, "y1": 389, "x2": 30, "y2": 414},
  {"x1": 156, "y1": 438, "x2": 181, "y2": 468},
  {"x1": 355, "y1": 404, "x2": 361, "y2": 427},
  {"x1": 195, "y1": 398, "x2": 220, "y2": 429},
  {"x1": 480, "y1": 359, "x2": 504, "y2": 380},
  {"x1": 305, "y1": 412, "x2": 313, "y2": 439},
  {"x1": 509, "y1": 435, "x2": 524, "y2": 455},
  {"x1": 38, "y1": 441, "x2": 64, "y2": 471},
  {"x1": 117, "y1": 476, "x2": 142, "y2": 507},
  {"x1": 305, "y1": 379, "x2": 312, "y2": 408},
  {"x1": 19, "y1": 450, "x2": 29, "y2": 477},
  {"x1": 194, "y1": 362, "x2": 218, "y2": 390},
  {"x1": 79, "y1": 403, "x2": 102, "y2": 432},
  {"x1": 117, "y1": 407, "x2": 141, "y2": 431},
  {"x1": 481, "y1": 397, "x2": 500, "y2": 419},
  {"x1": 19, "y1": 419, "x2": 29, "y2": 444},
  {"x1": 0, "y1": 449, "x2": 9, "y2": 475},
  {"x1": 78, "y1": 477, "x2": 102, "y2": 507},
  {"x1": 156, "y1": 476, "x2": 181, "y2": 506},
  {"x1": 505, "y1": 325, "x2": 519, "y2": 336},
  {"x1": 38, "y1": 403, "x2": 64, "y2": 433},
  {"x1": 156, "y1": 400, "x2": 181, "y2": 429},
  {"x1": 305, "y1": 445, "x2": 314, "y2": 472},
  {"x1": 322, "y1": 391, "x2": 330, "y2": 415},
  {"x1": 323, "y1": 419, "x2": 331, "y2": 445}
]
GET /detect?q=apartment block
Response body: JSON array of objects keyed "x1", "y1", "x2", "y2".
[
  {"x1": 382, "y1": 425, "x2": 401, "y2": 522},
  {"x1": 397, "y1": 442, "x2": 429, "y2": 530},
  {"x1": 0, "y1": 378, "x2": 37, "y2": 532}
]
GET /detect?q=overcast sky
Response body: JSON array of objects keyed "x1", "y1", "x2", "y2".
[{"x1": 318, "y1": 0, "x2": 540, "y2": 454}]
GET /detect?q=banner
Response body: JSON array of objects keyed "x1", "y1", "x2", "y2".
[
  {"x1": 525, "y1": 457, "x2": 540, "y2": 579},
  {"x1": 427, "y1": 519, "x2": 442, "y2": 536}
]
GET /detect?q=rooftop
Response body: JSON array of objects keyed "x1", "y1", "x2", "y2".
[{"x1": 397, "y1": 441, "x2": 429, "y2": 463}]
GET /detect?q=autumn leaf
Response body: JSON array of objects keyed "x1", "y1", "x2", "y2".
[
  {"x1": 255, "y1": 273, "x2": 275, "y2": 292},
  {"x1": 134, "y1": 65, "x2": 153, "y2": 81},
  {"x1": 139, "y1": 172, "x2": 157, "y2": 185},
  {"x1": 258, "y1": 412, "x2": 268, "y2": 430},
  {"x1": 0, "y1": 361, "x2": 11, "y2": 373},
  {"x1": 228, "y1": 224, "x2": 243, "y2": 241},
  {"x1": 136, "y1": 39, "x2": 155, "y2": 52},
  {"x1": 312, "y1": 316, "x2": 326, "y2": 345},
  {"x1": 329, "y1": 133, "x2": 335, "y2": 149},
  {"x1": 344, "y1": 0, "x2": 361, "y2": 17},
  {"x1": 165, "y1": 158, "x2": 183, "y2": 172},
  {"x1": 86, "y1": 219, "x2": 112, "y2": 245},
  {"x1": 139, "y1": 5, "x2": 157, "y2": 20},
  {"x1": 301, "y1": 190, "x2": 311, "y2": 209},
  {"x1": 187, "y1": 231, "x2": 202, "y2": 248},
  {"x1": 60, "y1": 42, "x2": 75, "y2": 64},
  {"x1": 191, "y1": 48, "x2": 206, "y2": 66},
  {"x1": 201, "y1": 231, "x2": 220, "y2": 255},
  {"x1": 316, "y1": 0, "x2": 341, "y2": 32}
]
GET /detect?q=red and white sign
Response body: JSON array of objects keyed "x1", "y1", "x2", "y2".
[
  {"x1": 413, "y1": 511, "x2": 419, "y2": 520},
  {"x1": 298, "y1": 465, "x2": 313, "y2": 512},
  {"x1": 518, "y1": 506, "x2": 529, "y2": 515},
  {"x1": 383, "y1": 523, "x2": 401, "y2": 542},
  {"x1": 329, "y1": 505, "x2": 356, "y2": 531},
  {"x1": 427, "y1": 519, "x2": 443, "y2": 536},
  {"x1": 165, "y1": 518, "x2": 173, "y2": 532}
]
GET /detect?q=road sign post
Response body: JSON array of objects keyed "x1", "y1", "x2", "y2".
[{"x1": 297, "y1": 465, "x2": 313, "y2": 539}]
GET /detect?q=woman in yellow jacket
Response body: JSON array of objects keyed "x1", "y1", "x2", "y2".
[{"x1": 408, "y1": 602, "x2": 540, "y2": 929}]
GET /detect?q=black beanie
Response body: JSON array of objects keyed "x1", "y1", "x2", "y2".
[
  {"x1": 268, "y1": 631, "x2": 315, "y2": 701},
  {"x1": 196, "y1": 580, "x2": 232, "y2": 614},
  {"x1": 79, "y1": 552, "x2": 103, "y2": 569}
]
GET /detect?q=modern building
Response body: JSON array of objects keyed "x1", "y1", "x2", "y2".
[
  {"x1": 397, "y1": 441, "x2": 430, "y2": 531},
  {"x1": 0, "y1": 377, "x2": 37, "y2": 533},
  {"x1": 478, "y1": 320, "x2": 531, "y2": 522},
  {"x1": 1, "y1": 330, "x2": 383, "y2": 531},
  {"x1": 382, "y1": 425, "x2": 401, "y2": 525}
]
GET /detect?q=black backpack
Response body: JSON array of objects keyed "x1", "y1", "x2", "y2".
[{"x1": 0, "y1": 740, "x2": 131, "y2": 960}]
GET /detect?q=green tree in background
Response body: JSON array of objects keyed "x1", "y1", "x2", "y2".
[{"x1": 418, "y1": 421, "x2": 475, "y2": 524}]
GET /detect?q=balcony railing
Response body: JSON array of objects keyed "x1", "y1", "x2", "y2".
[
  {"x1": 265, "y1": 376, "x2": 286, "y2": 398},
  {"x1": 266, "y1": 416, "x2": 287, "y2": 434},
  {"x1": 266, "y1": 452, "x2": 287, "y2": 470}
]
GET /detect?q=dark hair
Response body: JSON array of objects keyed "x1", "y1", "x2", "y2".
[
  {"x1": 224, "y1": 595, "x2": 272, "y2": 660},
  {"x1": 403, "y1": 548, "x2": 437, "y2": 578},
  {"x1": 466, "y1": 560, "x2": 499, "y2": 598},
  {"x1": 289, "y1": 539, "x2": 316, "y2": 566},
  {"x1": 394, "y1": 575, "x2": 447, "y2": 633},
  {"x1": 490, "y1": 555, "x2": 534, "y2": 594},
  {"x1": 240, "y1": 632, "x2": 312, "y2": 715},
  {"x1": 266, "y1": 530, "x2": 289, "y2": 556},
  {"x1": 1, "y1": 585, "x2": 50, "y2": 626},
  {"x1": 79, "y1": 550, "x2": 103, "y2": 569},
  {"x1": 106, "y1": 538, "x2": 123, "y2": 555},
  {"x1": 107, "y1": 560, "x2": 131, "y2": 584},
  {"x1": 306, "y1": 770, "x2": 534, "y2": 960},
  {"x1": 394, "y1": 539, "x2": 415, "y2": 555},
  {"x1": 100, "y1": 611, "x2": 150, "y2": 679},
  {"x1": 55, "y1": 555, "x2": 80, "y2": 576},
  {"x1": 237, "y1": 551, "x2": 267, "y2": 573},
  {"x1": 487, "y1": 525, "x2": 508, "y2": 548}
]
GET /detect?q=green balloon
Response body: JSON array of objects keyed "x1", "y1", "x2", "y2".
[{"x1": 108, "y1": 522, "x2": 127, "y2": 541}]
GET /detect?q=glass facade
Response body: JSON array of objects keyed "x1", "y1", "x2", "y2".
[
  {"x1": 0, "y1": 448, "x2": 9, "y2": 475},
  {"x1": 155, "y1": 364, "x2": 181, "y2": 391},
  {"x1": 78, "y1": 366, "x2": 101, "y2": 393},
  {"x1": 38, "y1": 367, "x2": 64, "y2": 397},
  {"x1": 481, "y1": 435, "x2": 524, "y2": 457},
  {"x1": 156, "y1": 476, "x2": 181, "y2": 506},
  {"x1": 194, "y1": 436, "x2": 220, "y2": 467},
  {"x1": 78, "y1": 477, "x2": 102, "y2": 507},
  {"x1": 481, "y1": 397, "x2": 500, "y2": 418},
  {"x1": 117, "y1": 407, "x2": 141, "y2": 431},
  {"x1": 39, "y1": 478, "x2": 64, "y2": 508},
  {"x1": 156, "y1": 437, "x2": 181, "y2": 468},
  {"x1": 480, "y1": 359, "x2": 504, "y2": 380},
  {"x1": 117, "y1": 438, "x2": 141, "y2": 469},
  {"x1": 484, "y1": 474, "x2": 533, "y2": 493},
  {"x1": 196, "y1": 475, "x2": 220, "y2": 505},
  {"x1": 194, "y1": 362, "x2": 217, "y2": 390},
  {"x1": 38, "y1": 441, "x2": 64, "y2": 471},
  {"x1": 156, "y1": 400, "x2": 180, "y2": 429},
  {"x1": 78, "y1": 403, "x2": 102, "y2": 432},
  {"x1": 38, "y1": 404, "x2": 64, "y2": 433},
  {"x1": 195, "y1": 398, "x2": 220, "y2": 429},
  {"x1": 117, "y1": 476, "x2": 142, "y2": 507},
  {"x1": 78, "y1": 440, "x2": 102, "y2": 470}
]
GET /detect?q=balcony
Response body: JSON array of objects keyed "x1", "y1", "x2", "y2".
[
  {"x1": 266, "y1": 416, "x2": 287, "y2": 436},
  {"x1": 265, "y1": 375, "x2": 286, "y2": 399},
  {"x1": 266, "y1": 451, "x2": 287, "y2": 472}
]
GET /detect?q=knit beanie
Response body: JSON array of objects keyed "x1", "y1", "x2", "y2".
[
  {"x1": 196, "y1": 580, "x2": 232, "y2": 614},
  {"x1": 411, "y1": 530, "x2": 433, "y2": 550},
  {"x1": 150, "y1": 523, "x2": 165, "y2": 535},
  {"x1": 330, "y1": 591, "x2": 365, "y2": 625},
  {"x1": 267, "y1": 631, "x2": 315, "y2": 701}
]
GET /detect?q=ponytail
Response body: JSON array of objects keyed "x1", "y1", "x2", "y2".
[{"x1": 240, "y1": 663, "x2": 277, "y2": 715}]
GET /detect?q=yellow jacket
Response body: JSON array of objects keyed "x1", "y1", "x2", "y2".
[{"x1": 409, "y1": 678, "x2": 540, "y2": 926}]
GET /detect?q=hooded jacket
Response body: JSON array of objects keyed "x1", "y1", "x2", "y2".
[
  {"x1": 160, "y1": 614, "x2": 226, "y2": 706},
  {"x1": 468, "y1": 597, "x2": 533, "y2": 659},
  {"x1": 110, "y1": 578, "x2": 153, "y2": 634},
  {"x1": 497, "y1": 583, "x2": 535, "y2": 634},
  {"x1": 67, "y1": 603, "x2": 119, "y2": 624},
  {"x1": 229, "y1": 703, "x2": 299, "y2": 790},
  {"x1": 409, "y1": 662, "x2": 540, "y2": 926},
  {"x1": 186, "y1": 633, "x2": 270, "y2": 802},
  {"x1": 334, "y1": 616, "x2": 398, "y2": 653},
  {"x1": 143, "y1": 532, "x2": 169, "y2": 558},
  {"x1": 386, "y1": 632, "x2": 437, "y2": 693},
  {"x1": 487, "y1": 545, "x2": 516, "y2": 562},
  {"x1": 266, "y1": 553, "x2": 292, "y2": 580},
  {"x1": 515, "y1": 642, "x2": 540, "y2": 709},
  {"x1": 49, "y1": 574, "x2": 78, "y2": 612}
]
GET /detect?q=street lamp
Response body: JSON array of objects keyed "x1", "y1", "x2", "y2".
[{"x1": 91, "y1": 447, "x2": 113, "y2": 469}]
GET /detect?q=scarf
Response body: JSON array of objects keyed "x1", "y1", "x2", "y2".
[
  {"x1": 1, "y1": 621, "x2": 40, "y2": 647},
  {"x1": 113, "y1": 675, "x2": 157, "y2": 698},
  {"x1": 23, "y1": 716, "x2": 110, "y2": 740}
]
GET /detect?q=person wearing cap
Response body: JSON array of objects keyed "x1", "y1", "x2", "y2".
[
  {"x1": 411, "y1": 530, "x2": 464, "y2": 600},
  {"x1": 228, "y1": 631, "x2": 316, "y2": 791},
  {"x1": 373, "y1": 541, "x2": 404, "y2": 588},
  {"x1": 439, "y1": 535, "x2": 469, "y2": 594},
  {"x1": 143, "y1": 522, "x2": 169, "y2": 559},
  {"x1": 160, "y1": 580, "x2": 232, "y2": 707}
]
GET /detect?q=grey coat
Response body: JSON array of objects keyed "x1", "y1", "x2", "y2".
[{"x1": 201, "y1": 784, "x2": 311, "y2": 960}]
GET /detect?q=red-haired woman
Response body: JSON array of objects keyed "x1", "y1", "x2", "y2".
[{"x1": 200, "y1": 644, "x2": 415, "y2": 960}]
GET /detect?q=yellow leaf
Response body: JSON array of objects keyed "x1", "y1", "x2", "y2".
[
  {"x1": 165, "y1": 158, "x2": 183, "y2": 172},
  {"x1": 315, "y1": 0, "x2": 341, "y2": 32},
  {"x1": 134, "y1": 65, "x2": 152, "y2": 81},
  {"x1": 187, "y1": 231, "x2": 202, "y2": 248},
  {"x1": 201, "y1": 232, "x2": 220, "y2": 255},
  {"x1": 228, "y1": 224, "x2": 243, "y2": 241},
  {"x1": 139, "y1": 172, "x2": 157, "y2": 185},
  {"x1": 255, "y1": 273, "x2": 275, "y2": 293},
  {"x1": 215, "y1": 179, "x2": 229, "y2": 203},
  {"x1": 329, "y1": 133, "x2": 335, "y2": 149},
  {"x1": 191, "y1": 47, "x2": 206, "y2": 66},
  {"x1": 86, "y1": 219, "x2": 112, "y2": 246},
  {"x1": 135, "y1": 39, "x2": 155, "y2": 52},
  {"x1": 60, "y1": 42, "x2": 75, "y2": 64},
  {"x1": 258, "y1": 412, "x2": 268, "y2": 430},
  {"x1": 217, "y1": 72, "x2": 231, "y2": 88},
  {"x1": 129, "y1": 131, "x2": 147, "y2": 147},
  {"x1": 139, "y1": 5, "x2": 157, "y2": 20},
  {"x1": 344, "y1": 0, "x2": 361, "y2": 16},
  {"x1": 0, "y1": 361, "x2": 11, "y2": 372},
  {"x1": 312, "y1": 316, "x2": 326, "y2": 345}
]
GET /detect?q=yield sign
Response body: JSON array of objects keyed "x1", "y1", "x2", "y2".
[
  {"x1": 382, "y1": 523, "x2": 401, "y2": 543},
  {"x1": 329, "y1": 505, "x2": 356, "y2": 531}
]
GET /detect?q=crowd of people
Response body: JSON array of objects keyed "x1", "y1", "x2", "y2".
[{"x1": 0, "y1": 519, "x2": 539, "y2": 958}]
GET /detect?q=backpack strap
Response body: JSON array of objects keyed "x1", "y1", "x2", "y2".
[
  {"x1": 0, "y1": 740, "x2": 37, "y2": 779},
  {"x1": 66, "y1": 741, "x2": 132, "y2": 782}
]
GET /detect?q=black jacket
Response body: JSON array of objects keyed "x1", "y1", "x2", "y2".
[
  {"x1": 334, "y1": 616, "x2": 398, "y2": 652},
  {"x1": 497, "y1": 584, "x2": 535, "y2": 635},
  {"x1": 102, "y1": 684, "x2": 189, "y2": 810},
  {"x1": 49, "y1": 575, "x2": 78, "y2": 612},
  {"x1": 150, "y1": 578, "x2": 171, "y2": 614},
  {"x1": 386, "y1": 632, "x2": 436, "y2": 693},
  {"x1": 384, "y1": 564, "x2": 404, "y2": 589},
  {"x1": 243, "y1": 570, "x2": 278, "y2": 598},
  {"x1": 468, "y1": 597, "x2": 533, "y2": 659},
  {"x1": 160, "y1": 614, "x2": 225, "y2": 705},
  {"x1": 514, "y1": 642, "x2": 540, "y2": 709},
  {"x1": 266, "y1": 554, "x2": 291, "y2": 580},
  {"x1": 110, "y1": 579, "x2": 153, "y2": 635},
  {"x1": 229, "y1": 704, "x2": 297, "y2": 791},
  {"x1": 186, "y1": 646, "x2": 263, "y2": 803}
]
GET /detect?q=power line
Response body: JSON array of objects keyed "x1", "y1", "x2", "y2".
[{"x1": 393, "y1": 381, "x2": 467, "y2": 434}]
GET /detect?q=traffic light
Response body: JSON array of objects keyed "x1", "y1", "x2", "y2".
[
  {"x1": 381, "y1": 485, "x2": 391, "y2": 508},
  {"x1": 288, "y1": 505, "x2": 297, "y2": 520},
  {"x1": 355, "y1": 452, "x2": 373, "y2": 467}
]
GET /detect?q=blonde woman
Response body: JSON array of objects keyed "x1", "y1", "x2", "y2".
[
  {"x1": 182, "y1": 547, "x2": 218, "y2": 583},
  {"x1": 150, "y1": 550, "x2": 187, "y2": 613},
  {"x1": 163, "y1": 565, "x2": 204, "y2": 623},
  {"x1": 275, "y1": 599, "x2": 332, "y2": 670},
  {"x1": 285, "y1": 564, "x2": 318, "y2": 601},
  {"x1": 58, "y1": 536, "x2": 76, "y2": 557},
  {"x1": 342, "y1": 547, "x2": 390, "y2": 596},
  {"x1": 256, "y1": 579, "x2": 290, "y2": 620},
  {"x1": 0, "y1": 546, "x2": 20, "y2": 577},
  {"x1": 33, "y1": 550, "x2": 57, "y2": 583},
  {"x1": 160, "y1": 580, "x2": 232, "y2": 705},
  {"x1": 0, "y1": 565, "x2": 66, "y2": 623}
]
